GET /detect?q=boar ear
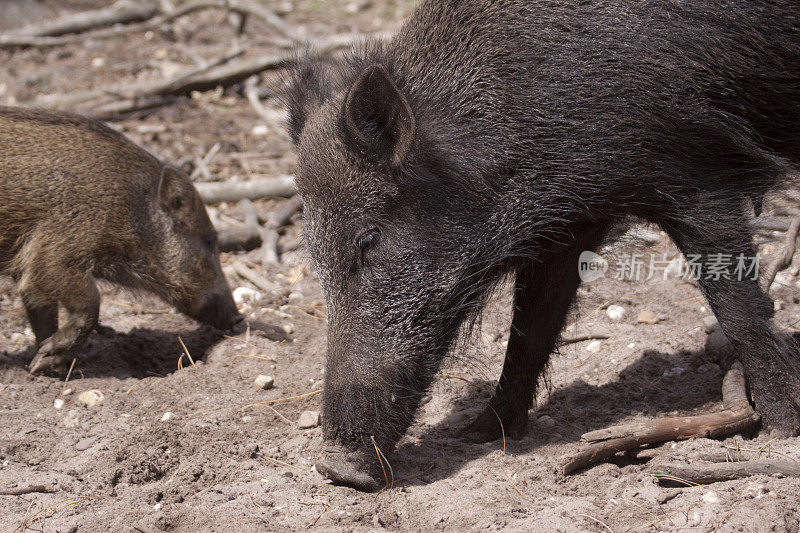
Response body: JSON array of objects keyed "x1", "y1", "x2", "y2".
[
  {"x1": 286, "y1": 58, "x2": 331, "y2": 145},
  {"x1": 158, "y1": 166, "x2": 193, "y2": 214},
  {"x1": 343, "y1": 64, "x2": 416, "y2": 168}
]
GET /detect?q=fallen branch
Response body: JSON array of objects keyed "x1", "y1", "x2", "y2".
[
  {"x1": 217, "y1": 225, "x2": 261, "y2": 252},
  {"x1": 11, "y1": 0, "x2": 157, "y2": 38},
  {"x1": 650, "y1": 460, "x2": 800, "y2": 485},
  {"x1": 1, "y1": 0, "x2": 297, "y2": 48},
  {"x1": 751, "y1": 217, "x2": 792, "y2": 233},
  {"x1": 0, "y1": 484, "x2": 57, "y2": 496},
  {"x1": 232, "y1": 261, "x2": 275, "y2": 292},
  {"x1": 763, "y1": 213, "x2": 800, "y2": 292},
  {"x1": 562, "y1": 361, "x2": 759, "y2": 474},
  {"x1": 261, "y1": 195, "x2": 303, "y2": 264},
  {"x1": 196, "y1": 176, "x2": 296, "y2": 203}
]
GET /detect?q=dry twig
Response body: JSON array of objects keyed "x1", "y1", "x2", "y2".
[
  {"x1": 0, "y1": 484, "x2": 56, "y2": 496},
  {"x1": 650, "y1": 460, "x2": 800, "y2": 485}
]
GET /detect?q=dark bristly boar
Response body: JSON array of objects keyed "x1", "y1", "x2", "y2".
[
  {"x1": 0, "y1": 107, "x2": 242, "y2": 374},
  {"x1": 288, "y1": 0, "x2": 800, "y2": 490}
]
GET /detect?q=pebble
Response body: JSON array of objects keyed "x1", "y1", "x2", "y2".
[
  {"x1": 606, "y1": 305, "x2": 626, "y2": 321},
  {"x1": 637, "y1": 310, "x2": 659, "y2": 324},
  {"x1": 53, "y1": 398, "x2": 65, "y2": 410},
  {"x1": 282, "y1": 323, "x2": 294, "y2": 335},
  {"x1": 537, "y1": 415, "x2": 555, "y2": 427},
  {"x1": 233, "y1": 286, "x2": 261, "y2": 305},
  {"x1": 662, "y1": 366, "x2": 685, "y2": 378},
  {"x1": 702, "y1": 316, "x2": 719, "y2": 334},
  {"x1": 254, "y1": 375, "x2": 275, "y2": 390},
  {"x1": 61, "y1": 388, "x2": 74, "y2": 396},
  {"x1": 585, "y1": 340, "x2": 602, "y2": 353},
  {"x1": 702, "y1": 491, "x2": 720, "y2": 504},
  {"x1": 160, "y1": 411, "x2": 174, "y2": 422},
  {"x1": 704, "y1": 329, "x2": 734, "y2": 368},
  {"x1": 76, "y1": 437, "x2": 96, "y2": 451},
  {"x1": 77, "y1": 389, "x2": 104, "y2": 408},
  {"x1": 298, "y1": 410, "x2": 320, "y2": 429},
  {"x1": 250, "y1": 124, "x2": 269, "y2": 136}
]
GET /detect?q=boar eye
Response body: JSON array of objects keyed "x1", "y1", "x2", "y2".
[{"x1": 357, "y1": 228, "x2": 381, "y2": 263}]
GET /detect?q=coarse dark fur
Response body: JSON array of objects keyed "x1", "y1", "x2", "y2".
[
  {"x1": 0, "y1": 107, "x2": 241, "y2": 374},
  {"x1": 287, "y1": 0, "x2": 800, "y2": 490}
]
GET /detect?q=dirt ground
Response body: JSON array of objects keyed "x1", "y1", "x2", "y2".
[{"x1": 2, "y1": 1, "x2": 800, "y2": 532}]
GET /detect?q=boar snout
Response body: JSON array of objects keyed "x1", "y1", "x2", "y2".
[
  {"x1": 319, "y1": 362, "x2": 424, "y2": 491},
  {"x1": 188, "y1": 285, "x2": 242, "y2": 330},
  {"x1": 316, "y1": 445, "x2": 383, "y2": 492}
]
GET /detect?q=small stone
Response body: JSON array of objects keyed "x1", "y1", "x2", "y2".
[
  {"x1": 233, "y1": 286, "x2": 261, "y2": 305},
  {"x1": 250, "y1": 124, "x2": 269, "y2": 136},
  {"x1": 254, "y1": 375, "x2": 274, "y2": 390},
  {"x1": 637, "y1": 310, "x2": 659, "y2": 324},
  {"x1": 702, "y1": 316, "x2": 719, "y2": 334},
  {"x1": 585, "y1": 340, "x2": 602, "y2": 353},
  {"x1": 774, "y1": 300, "x2": 784, "y2": 311},
  {"x1": 288, "y1": 292, "x2": 303, "y2": 303},
  {"x1": 160, "y1": 411, "x2": 174, "y2": 422},
  {"x1": 76, "y1": 437, "x2": 96, "y2": 451},
  {"x1": 298, "y1": 410, "x2": 320, "y2": 429},
  {"x1": 537, "y1": 415, "x2": 555, "y2": 427},
  {"x1": 702, "y1": 491, "x2": 720, "y2": 504},
  {"x1": 91, "y1": 57, "x2": 105, "y2": 68},
  {"x1": 282, "y1": 323, "x2": 294, "y2": 335},
  {"x1": 61, "y1": 388, "x2": 74, "y2": 396},
  {"x1": 606, "y1": 305, "x2": 626, "y2": 321},
  {"x1": 704, "y1": 329, "x2": 735, "y2": 368},
  {"x1": 662, "y1": 366, "x2": 685, "y2": 378},
  {"x1": 77, "y1": 389, "x2": 104, "y2": 408},
  {"x1": 53, "y1": 398, "x2": 65, "y2": 410}
]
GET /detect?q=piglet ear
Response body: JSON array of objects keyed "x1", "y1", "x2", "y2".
[
  {"x1": 158, "y1": 166, "x2": 192, "y2": 214},
  {"x1": 343, "y1": 64, "x2": 416, "y2": 168}
]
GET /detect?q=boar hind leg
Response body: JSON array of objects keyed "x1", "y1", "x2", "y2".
[
  {"x1": 663, "y1": 209, "x2": 800, "y2": 436},
  {"x1": 28, "y1": 270, "x2": 99, "y2": 375},
  {"x1": 465, "y1": 226, "x2": 608, "y2": 443}
]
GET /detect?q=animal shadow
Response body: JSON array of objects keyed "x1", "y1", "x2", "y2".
[{"x1": 391, "y1": 348, "x2": 727, "y2": 487}]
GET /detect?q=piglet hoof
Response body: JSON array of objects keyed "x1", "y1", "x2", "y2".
[
  {"x1": 28, "y1": 340, "x2": 72, "y2": 375},
  {"x1": 462, "y1": 407, "x2": 529, "y2": 444}
]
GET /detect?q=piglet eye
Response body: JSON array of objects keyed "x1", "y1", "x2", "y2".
[{"x1": 357, "y1": 228, "x2": 381, "y2": 255}]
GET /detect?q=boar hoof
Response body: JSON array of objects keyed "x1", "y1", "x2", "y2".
[
  {"x1": 28, "y1": 340, "x2": 72, "y2": 375},
  {"x1": 316, "y1": 458, "x2": 382, "y2": 492},
  {"x1": 462, "y1": 408, "x2": 529, "y2": 443}
]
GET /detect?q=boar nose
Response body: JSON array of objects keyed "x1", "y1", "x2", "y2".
[{"x1": 196, "y1": 291, "x2": 242, "y2": 330}]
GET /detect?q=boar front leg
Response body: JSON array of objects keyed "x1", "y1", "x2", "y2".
[
  {"x1": 465, "y1": 225, "x2": 608, "y2": 443},
  {"x1": 27, "y1": 269, "x2": 99, "y2": 375},
  {"x1": 20, "y1": 291, "x2": 58, "y2": 347}
]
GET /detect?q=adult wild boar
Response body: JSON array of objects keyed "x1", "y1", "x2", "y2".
[
  {"x1": 0, "y1": 107, "x2": 241, "y2": 374},
  {"x1": 287, "y1": 0, "x2": 800, "y2": 490}
]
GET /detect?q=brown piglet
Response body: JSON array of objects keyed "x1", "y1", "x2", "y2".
[{"x1": 0, "y1": 107, "x2": 242, "y2": 374}]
